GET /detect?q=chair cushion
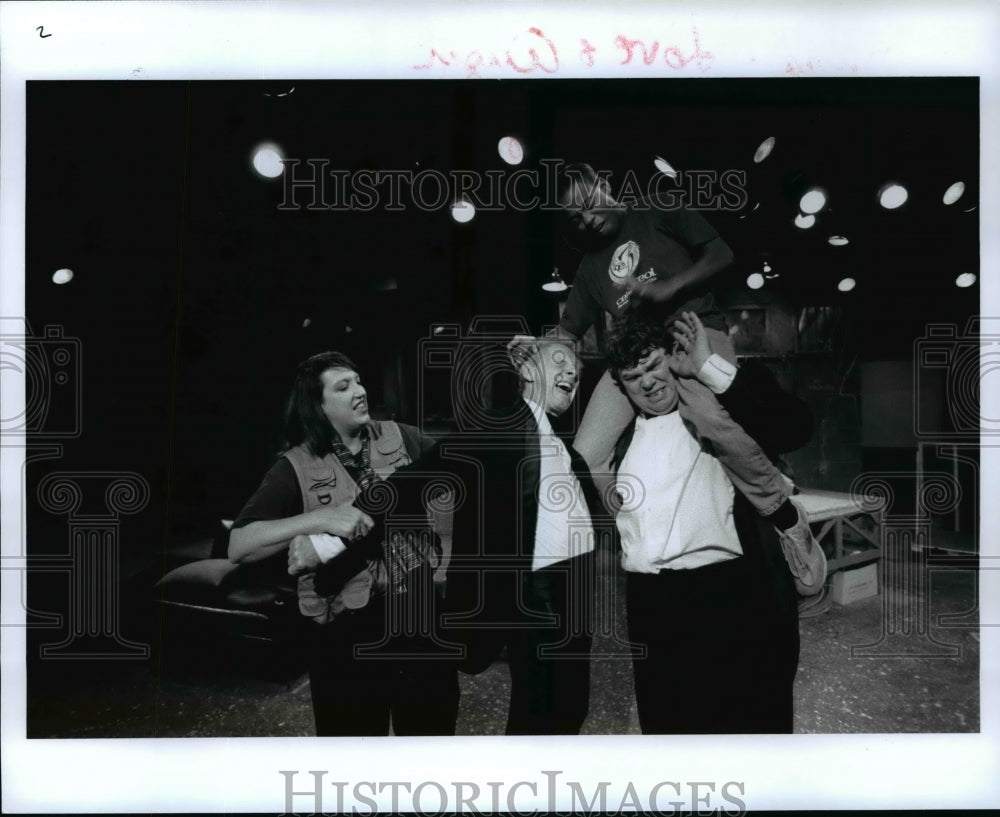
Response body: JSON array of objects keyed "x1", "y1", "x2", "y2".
[
  {"x1": 225, "y1": 584, "x2": 298, "y2": 612},
  {"x1": 157, "y1": 558, "x2": 242, "y2": 594},
  {"x1": 156, "y1": 556, "x2": 301, "y2": 621}
]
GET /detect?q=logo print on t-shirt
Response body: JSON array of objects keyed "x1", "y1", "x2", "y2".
[{"x1": 608, "y1": 240, "x2": 640, "y2": 286}]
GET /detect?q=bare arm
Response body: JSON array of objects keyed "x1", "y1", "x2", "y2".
[
  {"x1": 629, "y1": 236, "x2": 734, "y2": 307},
  {"x1": 228, "y1": 504, "x2": 372, "y2": 564}
]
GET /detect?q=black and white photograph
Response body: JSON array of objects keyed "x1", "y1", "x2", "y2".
[{"x1": 2, "y1": 2, "x2": 998, "y2": 814}]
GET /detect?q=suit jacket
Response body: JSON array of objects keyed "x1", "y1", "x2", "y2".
[{"x1": 315, "y1": 400, "x2": 599, "y2": 672}]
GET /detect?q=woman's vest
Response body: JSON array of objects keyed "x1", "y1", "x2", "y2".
[{"x1": 284, "y1": 420, "x2": 413, "y2": 624}]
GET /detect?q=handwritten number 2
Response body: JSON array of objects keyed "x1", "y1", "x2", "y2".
[{"x1": 37, "y1": 26, "x2": 51, "y2": 38}]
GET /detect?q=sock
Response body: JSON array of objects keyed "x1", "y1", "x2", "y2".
[{"x1": 769, "y1": 498, "x2": 798, "y2": 532}]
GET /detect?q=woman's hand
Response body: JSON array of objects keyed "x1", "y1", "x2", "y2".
[{"x1": 315, "y1": 504, "x2": 374, "y2": 540}]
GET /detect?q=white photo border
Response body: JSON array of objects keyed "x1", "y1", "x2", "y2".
[{"x1": 2, "y1": 1, "x2": 998, "y2": 813}]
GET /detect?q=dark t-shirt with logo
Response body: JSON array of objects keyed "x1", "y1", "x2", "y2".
[{"x1": 558, "y1": 198, "x2": 728, "y2": 338}]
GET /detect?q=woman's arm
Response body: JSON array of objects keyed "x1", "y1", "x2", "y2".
[
  {"x1": 228, "y1": 504, "x2": 373, "y2": 563},
  {"x1": 227, "y1": 458, "x2": 373, "y2": 563},
  {"x1": 229, "y1": 503, "x2": 372, "y2": 562},
  {"x1": 227, "y1": 525, "x2": 290, "y2": 563}
]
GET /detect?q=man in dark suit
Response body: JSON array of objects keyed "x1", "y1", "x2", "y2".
[
  {"x1": 604, "y1": 311, "x2": 814, "y2": 734},
  {"x1": 290, "y1": 338, "x2": 600, "y2": 735}
]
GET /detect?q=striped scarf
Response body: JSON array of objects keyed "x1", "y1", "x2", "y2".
[{"x1": 330, "y1": 429, "x2": 424, "y2": 595}]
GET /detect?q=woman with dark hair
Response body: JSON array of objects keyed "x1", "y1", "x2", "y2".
[{"x1": 228, "y1": 350, "x2": 459, "y2": 736}]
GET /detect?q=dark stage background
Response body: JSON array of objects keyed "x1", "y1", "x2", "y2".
[{"x1": 24, "y1": 78, "x2": 979, "y2": 664}]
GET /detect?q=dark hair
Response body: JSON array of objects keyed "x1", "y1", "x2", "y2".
[
  {"x1": 602, "y1": 314, "x2": 671, "y2": 382},
  {"x1": 556, "y1": 162, "x2": 607, "y2": 201},
  {"x1": 282, "y1": 351, "x2": 359, "y2": 457}
]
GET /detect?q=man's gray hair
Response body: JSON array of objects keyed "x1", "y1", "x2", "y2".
[{"x1": 517, "y1": 337, "x2": 581, "y2": 394}]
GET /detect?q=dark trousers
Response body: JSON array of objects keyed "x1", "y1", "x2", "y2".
[
  {"x1": 505, "y1": 551, "x2": 595, "y2": 735},
  {"x1": 308, "y1": 569, "x2": 459, "y2": 737},
  {"x1": 626, "y1": 555, "x2": 799, "y2": 734}
]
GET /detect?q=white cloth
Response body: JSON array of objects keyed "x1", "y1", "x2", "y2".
[
  {"x1": 312, "y1": 497, "x2": 453, "y2": 567},
  {"x1": 524, "y1": 398, "x2": 596, "y2": 571},
  {"x1": 698, "y1": 353, "x2": 737, "y2": 394},
  {"x1": 312, "y1": 533, "x2": 346, "y2": 562},
  {"x1": 616, "y1": 411, "x2": 742, "y2": 573}
]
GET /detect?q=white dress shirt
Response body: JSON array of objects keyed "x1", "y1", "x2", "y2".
[
  {"x1": 614, "y1": 354, "x2": 742, "y2": 573},
  {"x1": 523, "y1": 398, "x2": 596, "y2": 571}
]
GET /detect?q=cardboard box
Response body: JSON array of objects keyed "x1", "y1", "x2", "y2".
[{"x1": 831, "y1": 562, "x2": 879, "y2": 605}]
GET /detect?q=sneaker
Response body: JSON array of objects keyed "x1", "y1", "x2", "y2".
[{"x1": 775, "y1": 500, "x2": 827, "y2": 596}]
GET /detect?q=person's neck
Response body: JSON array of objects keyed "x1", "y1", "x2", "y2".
[
  {"x1": 523, "y1": 390, "x2": 548, "y2": 415},
  {"x1": 336, "y1": 426, "x2": 366, "y2": 454},
  {"x1": 588, "y1": 223, "x2": 621, "y2": 251},
  {"x1": 641, "y1": 408, "x2": 678, "y2": 420}
]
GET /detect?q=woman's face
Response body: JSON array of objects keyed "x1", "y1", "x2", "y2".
[{"x1": 319, "y1": 367, "x2": 370, "y2": 437}]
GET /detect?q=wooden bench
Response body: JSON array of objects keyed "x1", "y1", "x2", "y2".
[{"x1": 795, "y1": 489, "x2": 885, "y2": 574}]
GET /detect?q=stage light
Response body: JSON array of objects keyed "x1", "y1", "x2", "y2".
[
  {"x1": 653, "y1": 156, "x2": 678, "y2": 178},
  {"x1": 52, "y1": 268, "x2": 74, "y2": 285},
  {"x1": 498, "y1": 136, "x2": 524, "y2": 166},
  {"x1": 451, "y1": 198, "x2": 476, "y2": 223},
  {"x1": 837, "y1": 277, "x2": 856, "y2": 292},
  {"x1": 542, "y1": 268, "x2": 568, "y2": 293},
  {"x1": 746, "y1": 273, "x2": 764, "y2": 290},
  {"x1": 799, "y1": 188, "x2": 827, "y2": 215},
  {"x1": 955, "y1": 272, "x2": 977, "y2": 288},
  {"x1": 345, "y1": 325, "x2": 353, "y2": 333},
  {"x1": 794, "y1": 213, "x2": 815, "y2": 229},
  {"x1": 878, "y1": 183, "x2": 908, "y2": 209},
  {"x1": 762, "y1": 262, "x2": 772, "y2": 273},
  {"x1": 943, "y1": 181, "x2": 965, "y2": 205},
  {"x1": 828, "y1": 235, "x2": 849, "y2": 246},
  {"x1": 251, "y1": 142, "x2": 285, "y2": 178},
  {"x1": 301, "y1": 318, "x2": 312, "y2": 329},
  {"x1": 753, "y1": 137, "x2": 775, "y2": 164}
]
